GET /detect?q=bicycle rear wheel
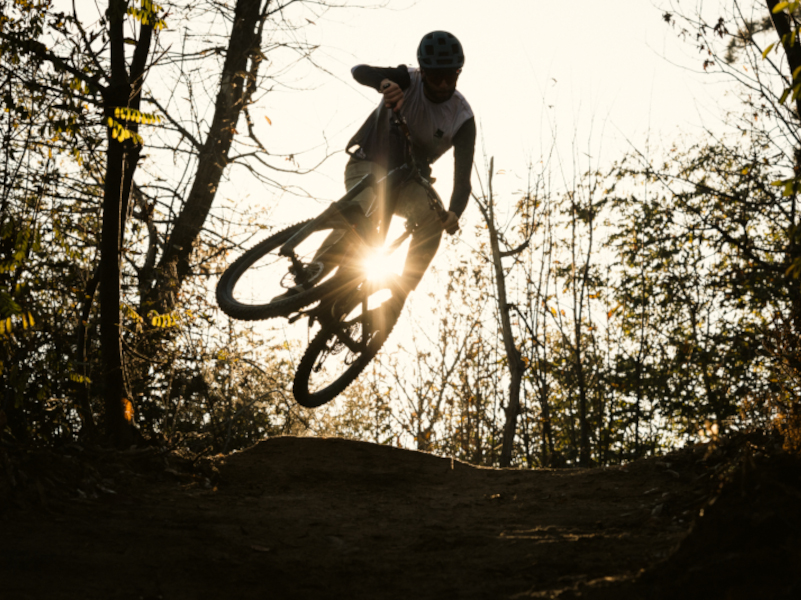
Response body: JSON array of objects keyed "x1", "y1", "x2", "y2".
[
  {"x1": 293, "y1": 282, "x2": 403, "y2": 407},
  {"x1": 216, "y1": 220, "x2": 344, "y2": 320}
]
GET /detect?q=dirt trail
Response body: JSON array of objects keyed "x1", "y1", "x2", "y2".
[{"x1": 2, "y1": 436, "x2": 798, "y2": 599}]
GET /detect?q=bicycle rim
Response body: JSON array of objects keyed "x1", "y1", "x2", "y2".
[
  {"x1": 293, "y1": 284, "x2": 401, "y2": 407},
  {"x1": 216, "y1": 220, "x2": 343, "y2": 320}
]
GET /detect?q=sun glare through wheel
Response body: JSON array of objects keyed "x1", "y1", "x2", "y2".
[
  {"x1": 362, "y1": 240, "x2": 406, "y2": 283},
  {"x1": 363, "y1": 248, "x2": 391, "y2": 281}
]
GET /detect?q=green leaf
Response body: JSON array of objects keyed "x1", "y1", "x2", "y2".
[
  {"x1": 762, "y1": 43, "x2": 775, "y2": 59},
  {"x1": 773, "y1": 2, "x2": 790, "y2": 14}
]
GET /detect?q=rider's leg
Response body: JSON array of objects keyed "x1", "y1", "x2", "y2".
[
  {"x1": 387, "y1": 179, "x2": 444, "y2": 310},
  {"x1": 311, "y1": 159, "x2": 385, "y2": 278},
  {"x1": 272, "y1": 161, "x2": 383, "y2": 302}
]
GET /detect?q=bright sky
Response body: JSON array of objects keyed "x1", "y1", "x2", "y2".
[
  {"x1": 64, "y1": 0, "x2": 745, "y2": 371},
  {"x1": 226, "y1": 0, "x2": 738, "y2": 368},
  {"x1": 60, "y1": 0, "x2": 739, "y2": 230},
  {"x1": 251, "y1": 0, "x2": 725, "y2": 218}
]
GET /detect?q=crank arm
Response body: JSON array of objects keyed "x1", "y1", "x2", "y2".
[{"x1": 336, "y1": 328, "x2": 366, "y2": 354}]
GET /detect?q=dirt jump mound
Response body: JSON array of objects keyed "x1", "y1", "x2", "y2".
[{"x1": 2, "y1": 435, "x2": 799, "y2": 599}]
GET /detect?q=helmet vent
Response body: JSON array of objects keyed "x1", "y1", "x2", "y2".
[{"x1": 417, "y1": 30, "x2": 464, "y2": 70}]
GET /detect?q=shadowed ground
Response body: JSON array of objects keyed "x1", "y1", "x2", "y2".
[{"x1": 2, "y1": 435, "x2": 798, "y2": 599}]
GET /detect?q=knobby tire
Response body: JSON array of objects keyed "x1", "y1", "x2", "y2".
[
  {"x1": 216, "y1": 220, "x2": 337, "y2": 320},
  {"x1": 293, "y1": 300, "x2": 401, "y2": 407}
]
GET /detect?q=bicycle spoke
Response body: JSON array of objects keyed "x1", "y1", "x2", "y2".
[
  {"x1": 303, "y1": 297, "x2": 379, "y2": 389},
  {"x1": 229, "y1": 228, "x2": 333, "y2": 307}
]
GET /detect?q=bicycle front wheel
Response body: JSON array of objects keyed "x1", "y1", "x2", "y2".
[
  {"x1": 216, "y1": 220, "x2": 343, "y2": 320},
  {"x1": 293, "y1": 283, "x2": 403, "y2": 407}
]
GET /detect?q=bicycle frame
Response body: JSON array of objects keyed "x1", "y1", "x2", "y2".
[
  {"x1": 282, "y1": 115, "x2": 455, "y2": 404},
  {"x1": 281, "y1": 114, "x2": 447, "y2": 333},
  {"x1": 279, "y1": 114, "x2": 446, "y2": 254}
]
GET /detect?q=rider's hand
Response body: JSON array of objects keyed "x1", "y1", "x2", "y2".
[
  {"x1": 442, "y1": 211, "x2": 460, "y2": 235},
  {"x1": 380, "y1": 79, "x2": 404, "y2": 112}
]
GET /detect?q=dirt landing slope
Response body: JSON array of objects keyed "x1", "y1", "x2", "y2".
[{"x1": 1, "y1": 436, "x2": 797, "y2": 599}]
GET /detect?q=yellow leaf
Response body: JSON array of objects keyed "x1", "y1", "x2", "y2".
[
  {"x1": 264, "y1": 116, "x2": 272, "y2": 125},
  {"x1": 762, "y1": 43, "x2": 775, "y2": 59}
]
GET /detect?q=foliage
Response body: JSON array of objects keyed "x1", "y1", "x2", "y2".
[
  {"x1": 3, "y1": 0, "x2": 801, "y2": 465},
  {"x1": 743, "y1": 315, "x2": 801, "y2": 455},
  {"x1": 364, "y1": 1, "x2": 801, "y2": 466},
  {"x1": 0, "y1": 0, "x2": 360, "y2": 449}
]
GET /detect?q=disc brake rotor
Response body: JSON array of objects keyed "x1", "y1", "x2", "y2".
[{"x1": 312, "y1": 317, "x2": 376, "y2": 372}]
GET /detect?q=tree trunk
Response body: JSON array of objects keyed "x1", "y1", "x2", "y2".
[
  {"x1": 99, "y1": 129, "x2": 133, "y2": 445},
  {"x1": 477, "y1": 159, "x2": 527, "y2": 468},
  {"x1": 536, "y1": 371, "x2": 554, "y2": 465},
  {"x1": 74, "y1": 269, "x2": 99, "y2": 438},
  {"x1": 99, "y1": 0, "x2": 154, "y2": 446},
  {"x1": 568, "y1": 190, "x2": 596, "y2": 467},
  {"x1": 765, "y1": 2, "x2": 801, "y2": 335},
  {"x1": 144, "y1": 0, "x2": 267, "y2": 315},
  {"x1": 575, "y1": 349, "x2": 590, "y2": 465},
  {"x1": 767, "y1": 0, "x2": 801, "y2": 118}
]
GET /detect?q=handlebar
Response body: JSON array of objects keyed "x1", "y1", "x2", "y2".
[{"x1": 389, "y1": 113, "x2": 454, "y2": 227}]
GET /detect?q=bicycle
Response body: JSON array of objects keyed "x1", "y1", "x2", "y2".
[{"x1": 216, "y1": 114, "x2": 449, "y2": 408}]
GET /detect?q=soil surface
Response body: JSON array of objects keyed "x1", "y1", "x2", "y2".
[{"x1": 2, "y1": 435, "x2": 799, "y2": 599}]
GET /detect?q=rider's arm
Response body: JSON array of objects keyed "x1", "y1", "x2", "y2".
[
  {"x1": 448, "y1": 117, "x2": 477, "y2": 218},
  {"x1": 351, "y1": 64, "x2": 411, "y2": 91}
]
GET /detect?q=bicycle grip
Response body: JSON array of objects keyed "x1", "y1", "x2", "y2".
[{"x1": 440, "y1": 211, "x2": 460, "y2": 234}]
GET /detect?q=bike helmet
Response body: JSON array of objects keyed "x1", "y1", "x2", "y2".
[{"x1": 417, "y1": 31, "x2": 465, "y2": 70}]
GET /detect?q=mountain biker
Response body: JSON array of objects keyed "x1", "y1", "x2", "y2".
[{"x1": 312, "y1": 30, "x2": 476, "y2": 313}]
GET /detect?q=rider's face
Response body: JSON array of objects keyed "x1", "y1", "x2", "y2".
[{"x1": 421, "y1": 68, "x2": 461, "y2": 103}]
